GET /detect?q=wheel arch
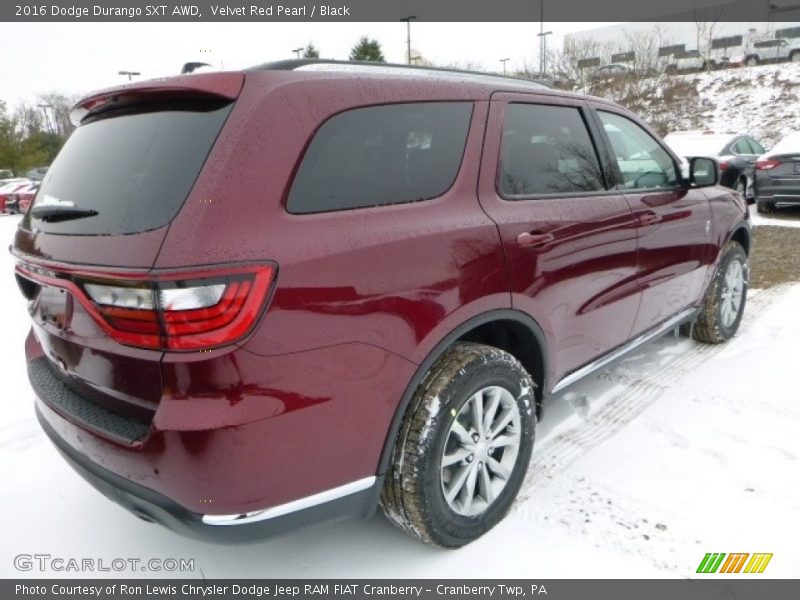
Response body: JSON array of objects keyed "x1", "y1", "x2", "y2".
[
  {"x1": 729, "y1": 223, "x2": 751, "y2": 256},
  {"x1": 376, "y1": 309, "x2": 548, "y2": 474}
]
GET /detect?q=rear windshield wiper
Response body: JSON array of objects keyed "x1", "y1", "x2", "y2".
[{"x1": 30, "y1": 205, "x2": 99, "y2": 223}]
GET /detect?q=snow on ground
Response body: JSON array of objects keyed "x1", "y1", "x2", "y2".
[
  {"x1": 749, "y1": 203, "x2": 800, "y2": 228},
  {"x1": 0, "y1": 214, "x2": 798, "y2": 579}
]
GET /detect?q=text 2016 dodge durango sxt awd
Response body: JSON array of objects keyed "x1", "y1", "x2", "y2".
[{"x1": 13, "y1": 60, "x2": 749, "y2": 547}]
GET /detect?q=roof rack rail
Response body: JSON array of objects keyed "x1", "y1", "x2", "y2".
[{"x1": 247, "y1": 59, "x2": 551, "y2": 88}]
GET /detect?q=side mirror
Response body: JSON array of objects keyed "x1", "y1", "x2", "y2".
[{"x1": 688, "y1": 156, "x2": 719, "y2": 188}]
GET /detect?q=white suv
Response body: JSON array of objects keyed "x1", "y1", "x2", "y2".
[{"x1": 742, "y1": 38, "x2": 800, "y2": 65}]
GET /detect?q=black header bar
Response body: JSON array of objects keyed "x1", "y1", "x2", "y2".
[{"x1": 3, "y1": 0, "x2": 800, "y2": 22}]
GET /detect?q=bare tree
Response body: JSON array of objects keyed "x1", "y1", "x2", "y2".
[
  {"x1": 36, "y1": 93, "x2": 79, "y2": 138},
  {"x1": 694, "y1": 6, "x2": 724, "y2": 55}
]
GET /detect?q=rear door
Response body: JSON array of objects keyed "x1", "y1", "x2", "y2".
[
  {"x1": 591, "y1": 106, "x2": 713, "y2": 335},
  {"x1": 478, "y1": 93, "x2": 641, "y2": 385}
]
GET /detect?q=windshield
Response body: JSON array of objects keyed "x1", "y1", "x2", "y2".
[
  {"x1": 22, "y1": 98, "x2": 232, "y2": 235},
  {"x1": 664, "y1": 135, "x2": 727, "y2": 158}
]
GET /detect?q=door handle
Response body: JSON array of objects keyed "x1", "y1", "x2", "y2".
[
  {"x1": 516, "y1": 231, "x2": 555, "y2": 247},
  {"x1": 636, "y1": 212, "x2": 662, "y2": 226}
]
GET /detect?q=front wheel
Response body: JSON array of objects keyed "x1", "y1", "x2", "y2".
[
  {"x1": 746, "y1": 56, "x2": 759, "y2": 67},
  {"x1": 692, "y1": 241, "x2": 748, "y2": 344},
  {"x1": 381, "y1": 342, "x2": 536, "y2": 548}
]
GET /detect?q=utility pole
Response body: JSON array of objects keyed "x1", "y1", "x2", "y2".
[
  {"x1": 401, "y1": 16, "x2": 417, "y2": 64},
  {"x1": 499, "y1": 58, "x2": 510, "y2": 75},
  {"x1": 538, "y1": 30, "x2": 553, "y2": 77},
  {"x1": 537, "y1": 1, "x2": 552, "y2": 77}
]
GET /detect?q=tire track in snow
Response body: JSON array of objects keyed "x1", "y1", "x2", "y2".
[
  {"x1": 518, "y1": 284, "x2": 790, "y2": 499},
  {"x1": 509, "y1": 286, "x2": 794, "y2": 576}
]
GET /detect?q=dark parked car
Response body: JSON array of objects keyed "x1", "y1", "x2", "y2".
[
  {"x1": 13, "y1": 60, "x2": 750, "y2": 548},
  {"x1": 590, "y1": 63, "x2": 632, "y2": 81},
  {"x1": 754, "y1": 132, "x2": 800, "y2": 213},
  {"x1": 664, "y1": 131, "x2": 765, "y2": 201}
]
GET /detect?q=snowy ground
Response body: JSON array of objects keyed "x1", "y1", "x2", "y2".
[{"x1": 1, "y1": 213, "x2": 799, "y2": 579}]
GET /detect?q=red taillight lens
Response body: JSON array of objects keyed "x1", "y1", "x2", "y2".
[
  {"x1": 17, "y1": 263, "x2": 276, "y2": 351},
  {"x1": 756, "y1": 159, "x2": 781, "y2": 170},
  {"x1": 718, "y1": 161, "x2": 729, "y2": 171}
]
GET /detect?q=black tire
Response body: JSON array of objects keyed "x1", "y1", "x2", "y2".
[
  {"x1": 380, "y1": 342, "x2": 536, "y2": 548},
  {"x1": 756, "y1": 199, "x2": 773, "y2": 214},
  {"x1": 746, "y1": 56, "x2": 758, "y2": 67},
  {"x1": 692, "y1": 241, "x2": 748, "y2": 344}
]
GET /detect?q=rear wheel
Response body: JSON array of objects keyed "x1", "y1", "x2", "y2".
[
  {"x1": 791, "y1": 52, "x2": 800, "y2": 63},
  {"x1": 746, "y1": 56, "x2": 759, "y2": 67},
  {"x1": 381, "y1": 342, "x2": 536, "y2": 548},
  {"x1": 692, "y1": 241, "x2": 748, "y2": 344}
]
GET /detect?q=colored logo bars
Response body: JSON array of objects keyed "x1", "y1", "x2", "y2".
[{"x1": 697, "y1": 553, "x2": 773, "y2": 574}]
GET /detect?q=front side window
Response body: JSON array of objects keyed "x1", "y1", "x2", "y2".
[
  {"x1": 598, "y1": 111, "x2": 678, "y2": 190},
  {"x1": 287, "y1": 102, "x2": 472, "y2": 214},
  {"x1": 499, "y1": 103, "x2": 605, "y2": 197}
]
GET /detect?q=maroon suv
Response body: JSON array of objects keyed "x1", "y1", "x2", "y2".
[{"x1": 14, "y1": 61, "x2": 750, "y2": 548}]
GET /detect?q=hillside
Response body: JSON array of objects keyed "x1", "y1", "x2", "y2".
[{"x1": 586, "y1": 62, "x2": 800, "y2": 147}]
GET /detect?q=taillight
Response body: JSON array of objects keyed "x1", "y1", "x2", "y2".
[
  {"x1": 718, "y1": 161, "x2": 729, "y2": 171},
  {"x1": 17, "y1": 263, "x2": 276, "y2": 351},
  {"x1": 756, "y1": 159, "x2": 781, "y2": 170}
]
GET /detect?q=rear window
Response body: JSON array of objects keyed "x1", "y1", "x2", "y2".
[
  {"x1": 23, "y1": 99, "x2": 232, "y2": 235},
  {"x1": 287, "y1": 102, "x2": 472, "y2": 214}
]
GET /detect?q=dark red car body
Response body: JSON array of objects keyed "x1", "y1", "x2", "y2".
[{"x1": 13, "y1": 64, "x2": 750, "y2": 540}]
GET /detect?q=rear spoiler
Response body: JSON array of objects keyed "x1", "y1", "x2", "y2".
[{"x1": 70, "y1": 72, "x2": 245, "y2": 125}]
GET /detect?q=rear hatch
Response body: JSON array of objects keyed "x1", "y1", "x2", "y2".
[
  {"x1": 14, "y1": 73, "x2": 243, "y2": 443},
  {"x1": 757, "y1": 152, "x2": 800, "y2": 204}
]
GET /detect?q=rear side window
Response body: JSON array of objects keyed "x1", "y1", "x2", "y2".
[
  {"x1": 499, "y1": 103, "x2": 605, "y2": 197},
  {"x1": 732, "y1": 139, "x2": 752, "y2": 154},
  {"x1": 287, "y1": 102, "x2": 472, "y2": 214},
  {"x1": 23, "y1": 99, "x2": 232, "y2": 235},
  {"x1": 747, "y1": 138, "x2": 766, "y2": 154}
]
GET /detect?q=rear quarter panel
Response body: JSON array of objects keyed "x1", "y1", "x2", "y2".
[{"x1": 153, "y1": 74, "x2": 511, "y2": 364}]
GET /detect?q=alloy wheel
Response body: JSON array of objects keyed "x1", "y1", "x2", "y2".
[
  {"x1": 720, "y1": 259, "x2": 745, "y2": 328},
  {"x1": 440, "y1": 385, "x2": 522, "y2": 517}
]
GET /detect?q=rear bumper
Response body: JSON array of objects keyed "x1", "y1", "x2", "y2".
[
  {"x1": 36, "y1": 401, "x2": 383, "y2": 543},
  {"x1": 756, "y1": 193, "x2": 800, "y2": 208},
  {"x1": 27, "y1": 328, "x2": 414, "y2": 540}
]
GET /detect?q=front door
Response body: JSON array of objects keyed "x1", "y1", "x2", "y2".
[
  {"x1": 592, "y1": 108, "x2": 713, "y2": 335},
  {"x1": 477, "y1": 93, "x2": 641, "y2": 387}
]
